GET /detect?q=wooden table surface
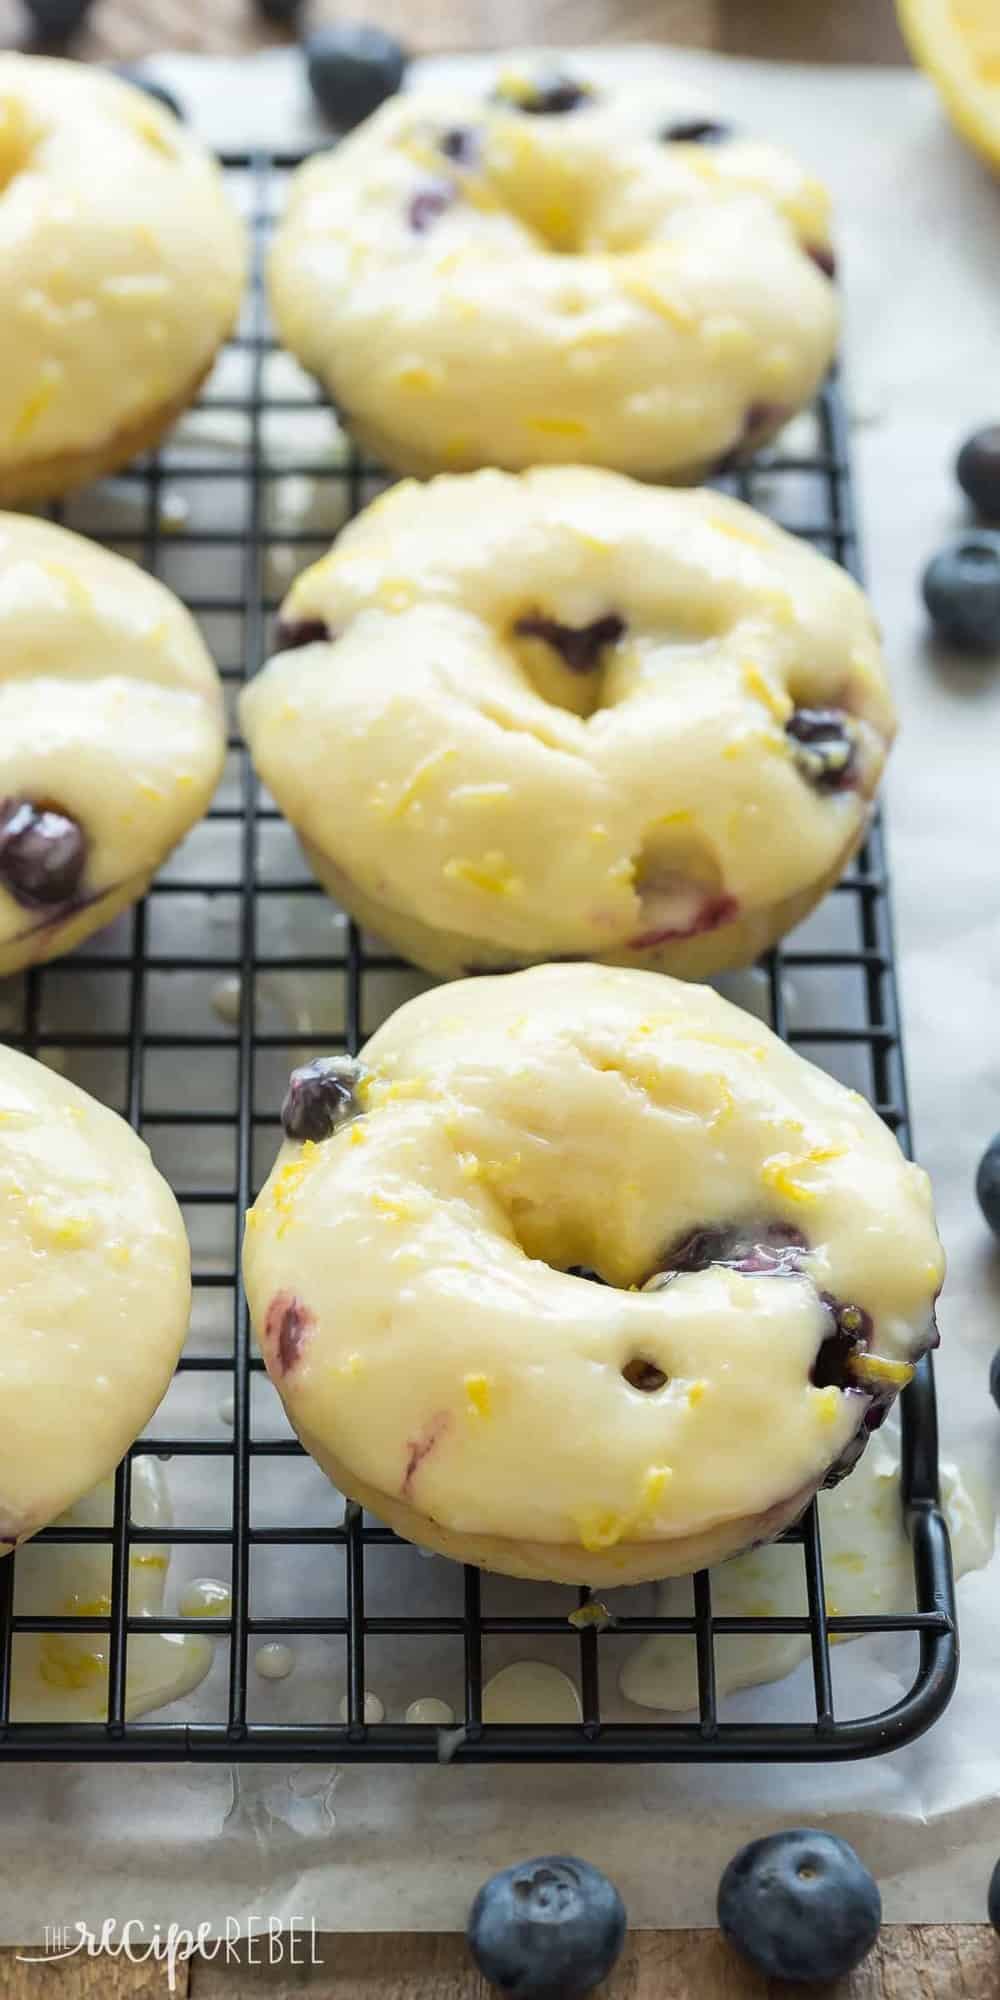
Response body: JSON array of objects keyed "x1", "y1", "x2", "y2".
[{"x1": 3, "y1": 0, "x2": 991, "y2": 1994}]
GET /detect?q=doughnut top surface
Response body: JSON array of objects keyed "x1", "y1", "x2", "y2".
[
  {"x1": 0, "y1": 513, "x2": 225, "y2": 961},
  {"x1": 0, "y1": 1047, "x2": 191, "y2": 1553},
  {"x1": 0, "y1": 55, "x2": 244, "y2": 482},
  {"x1": 268, "y1": 74, "x2": 838, "y2": 478},
  {"x1": 242, "y1": 468, "x2": 894, "y2": 975},
  {"x1": 244, "y1": 965, "x2": 942, "y2": 1566}
]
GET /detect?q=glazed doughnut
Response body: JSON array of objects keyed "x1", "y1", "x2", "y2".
[
  {"x1": 241, "y1": 468, "x2": 894, "y2": 982},
  {"x1": 0, "y1": 514, "x2": 225, "y2": 977},
  {"x1": 243, "y1": 965, "x2": 943, "y2": 1587},
  {"x1": 269, "y1": 66, "x2": 837, "y2": 478},
  {"x1": 0, "y1": 1048, "x2": 190, "y2": 1556},
  {"x1": 0, "y1": 56, "x2": 245, "y2": 502}
]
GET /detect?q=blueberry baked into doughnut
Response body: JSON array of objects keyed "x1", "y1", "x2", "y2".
[
  {"x1": 0, "y1": 515, "x2": 225, "y2": 976},
  {"x1": 0, "y1": 56, "x2": 245, "y2": 503},
  {"x1": 0, "y1": 1048, "x2": 190, "y2": 1556},
  {"x1": 243, "y1": 965, "x2": 942, "y2": 1586},
  {"x1": 241, "y1": 468, "x2": 894, "y2": 981},
  {"x1": 268, "y1": 64, "x2": 837, "y2": 478}
]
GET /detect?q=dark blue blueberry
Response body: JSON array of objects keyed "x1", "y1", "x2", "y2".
[
  {"x1": 976, "y1": 1132, "x2": 1000, "y2": 1236},
  {"x1": 661, "y1": 118, "x2": 733, "y2": 143},
  {"x1": 114, "y1": 69, "x2": 184, "y2": 121},
  {"x1": 990, "y1": 1349, "x2": 1000, "y2": 1414},
  {"x1": 0, "y1": 801, "x2": 86, "y2": 909},
  {"x1": 718, "y1": 1829, "x2": 881, "y2": 1984},
  {"x1": 305, "y1": 23, "x2": 408, "y2": 132},
  {"x1": 656, "y1": 1219, "x2": 808, "y2": 1281},
  {"x1": 440, "y1": 127, "x2": 480, "y2": 167},
  {"x1": 495, "y1": 75, "x2": 592, "y2": 116},
  {"x1": 923, "y1": 533, "x2": 1000, "y2": 652},
  {"x1": 255, "y1": 0, "x2": 304, "y2": 22},
  {"x1": 24, "y1": 0, "x2": 92, "y2": 39},
  {"x1": 989, "y1": 1856, "x2": 1000, "y2": 1932},
  {"x1": 281, "y1": 1056, "x2": 365, "y2": 1143},
  {"x1": 275, "y1": 615, "x2": 329, "y2": 651},
  {"x1": 957, "y1": 426, "x2": 1000, "y2": 521},
  {"x1": 514, "y1": 613, "x2": 625, "y2": 673},
  {"x1": 785, "y1": 707, "x2": 858, "y2": 792},
  {"x1": 467, "y1": 1855, "x2": 625, "y2": 2000},
  {"x1": 408, "y1": 179, "x2": 456, "y2": 234}
]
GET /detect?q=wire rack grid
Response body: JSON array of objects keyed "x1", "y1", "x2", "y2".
[{"x1": 0, "y1": 149, "x2": 956, "y2": 1764}]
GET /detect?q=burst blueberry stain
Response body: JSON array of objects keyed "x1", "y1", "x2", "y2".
[
  {"x1": 281, "y1": 1056, "x2": 365, "y2": 1142},
  {"x1": 496, "y1": 75, "x2": 592, "y2": 116},
  {"x1": 0, "y1": 800, "x2": 86, "y2": 909},
  {"x1": 661, "y1": 118, "x2": 733, "y2": 143},
  {"x1": 785, "y1": 707, "x2": 858, "y2": 791},
  {"x1": 652, "y1": 1220, "x2": 809, "y2": 1284},
  {"x1": 629, "y1": 892, "x2": 740, "y2": 952},
  {"x1": 514, "y1": 610, "x2": 625, "y2": 672},
  {"x1": 264, "y1": 1292, "x2": 314, "y2": 1378},
  {"x1": 275, "y1": 615, "x2": 329, "y2": 651},
  {"x1": 808, "y1": 243, "x2": 838, "y2": 278},
  {"x1": 408, "y1": 179, "x2": 456, "y2": 233},
  {"x1": 440, "y1": 126, "x2": 479, "y2": 165}
]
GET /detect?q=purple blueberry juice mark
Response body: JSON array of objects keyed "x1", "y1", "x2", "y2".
[
  {"x1": 275, "y1": 615, "x2": 330, "y2": 651},
  {"x1": 514, "y1": 611, "x2": 626, "y2": 673},
  {"x1": 281, "y1": 1055, "x2": 364, "y2": 1143},
  {"x1": 0, "y1": 800, "x2": 86, "y2": 910},
  {"x1": 715, "y1": 402, "x2": 791, "y2": 472},
  {"x1": 654, "y1": 1219, "x2": 809, "y2": 1284},
  {"x1": 408, "y1": 178, "x2": 456, "y2": 233},
  {"x1": 629, "y1": 891, "x2": 740, "y2": 953},
  {"x1": 807, "y1": 243, "x2": 837, "y2": 279},
  {"x1": 660, "y1": 118, "x2": 733, "y2": 144},
  {"x1": 264, "y1": 1291, "x2": 314, "y2": 1379},
  {"x1": 440, "y1": 126, "x2": 479, "y2": 166},
  {"x1": 785, "y1": 707, "x2": 858, "y2": 793},
  {"x1": 497, "y1": 74, "x2": 591, "y2": 115},
  {"x1": 401, "y1": 1411, "x2": 451, "y2": 1498}
]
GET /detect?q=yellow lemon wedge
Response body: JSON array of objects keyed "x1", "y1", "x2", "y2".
[{"x1": 897, "y1": 0, "x2": 1000, "y2": 170}]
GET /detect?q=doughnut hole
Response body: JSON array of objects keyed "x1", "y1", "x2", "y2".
[
  {"x1": 508, "y1": 611, "x2": 626, "y2": 717},
  {"x1": 622, "y1": 1356, "x2": 668, "y2": 1393},
  {"x1": 629, "y1": 824, "x2": 735, "y2": 950}
]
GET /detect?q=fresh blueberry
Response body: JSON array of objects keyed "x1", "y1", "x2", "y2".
[
  {"x1": 923, "y1": 533, "x2": 1000, "y2": 652},
  {"x1": 718, "y1": 1829, "x2": 881, "y2": 1984},
  {"x1": 514, "y1": 613, "x2": 625, "y2": 673},
  {"x1": 467, "y1": 1855, "x2": 626, "y2": 2000},
  {"x1": 660, "y1": 118, "x2": 733, "y2": 143},
  {"x1": 990, "y1": 1349, "x2": 1000, "y2": 1413},
  {"x1": 976, "y1": 1133, "x2": 1000, "y2": 1236},
  {"x1": 0, "y1": 801, "x2": 86, "y2": 909},
  {"x1": 114, "y1": 69, "x2": 184, "y2": 121},
  {"x1": 408, "y1": 179, "x2": 455, "y2": 234},
  {"x1": 494, "y1": 74, "x2": 592, "y2": 116},
  {"x1": 274, "y1": 615, "x2": 330, "y2": 651},
  {"x1": 957, "y1": 426, "x2": 1000, "y2": 520},
  {"x1": 785, "y1": 707, "x2": 858, "y2": 792},
  {"x1": 989, "y1": 1857, "x2": 1000, "y2": 1931},
  {"x1": 304, "y1": 23, "x2": 408, "y2": 131},
  {"x1": 24, "y1": 0, "x2": 92, "y2": 38},
  {"x1": 281, "y1": 1056, "x2": 365, "y2": 1143}
]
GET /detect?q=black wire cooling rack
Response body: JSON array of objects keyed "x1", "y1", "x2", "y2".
[{"x1": 0, "y1": 151, "x2": 957, "y2": 1763}]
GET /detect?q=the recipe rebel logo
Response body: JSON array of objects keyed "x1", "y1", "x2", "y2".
[{"x1": 17, "y1": 1916, "x2": 322, "y2": 1990}]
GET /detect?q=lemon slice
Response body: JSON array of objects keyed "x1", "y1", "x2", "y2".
[{"x1": 897, "y1": 0, "x2": 1000, "y2": 169}]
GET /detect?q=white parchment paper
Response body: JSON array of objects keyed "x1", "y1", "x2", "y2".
[{"x1": 1, "y1": 42, "x2": 1000, "y2": 1935}]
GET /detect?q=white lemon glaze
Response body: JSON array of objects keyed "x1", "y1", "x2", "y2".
[
  {"x1": 241, "y1": 468, "x2": 893, "y2": 981},
  {"x1": 269, "y1": 74, "x2": 837, "y2": 478},
  {"x1": 0, "y1": 56, "x2": 245, "y2": 498},
  {"x1": 242, "y1": 964, "x2": 942, "y2": 1585},
  {"x1": 0, "y1": 1047, "x2": 191, "y2": 1552},
  {"x1": 0, "y1": 513, "x2": 225, "y2": 975}
]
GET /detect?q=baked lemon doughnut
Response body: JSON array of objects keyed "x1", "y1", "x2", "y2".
[
  {"x1": 0, "y1": 56, "x2": 245, "y2": 502},
  {"x1": 243, "y1": 965, "x2": 943, "y2": 1586},
  {"x1": 0, "y1": 514, "x2": 225, "y2": 977},
  {"x1": 0, "y1": 1048, "x2": 190, "y2": 1555},
  {"x1": 269, "y1": 66, "x2": 837, "y2": 478},
  {"x1": 241, "y1": 468, "x2": 894, "y2": 981}
]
